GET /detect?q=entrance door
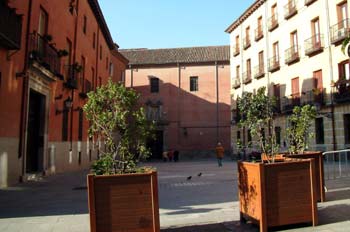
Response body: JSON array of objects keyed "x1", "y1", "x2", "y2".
[
  {"x1": 147, "y1": 131, "x2": 164, "y2": 159},
  {"x1": 26, "y1": 89, "x2": 46, "y2": 173}
]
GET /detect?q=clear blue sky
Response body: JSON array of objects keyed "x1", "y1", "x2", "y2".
[{"x1": 98, "y1": 0, "x2": 255, "y2": 49}]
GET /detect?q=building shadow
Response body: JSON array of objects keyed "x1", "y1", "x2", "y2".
[{"x1": 161, "y1": 221, "x2": 259, "y2": 232}]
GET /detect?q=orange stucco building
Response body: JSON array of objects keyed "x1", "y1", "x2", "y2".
[
  {"x1": 0, "y1": 0, "x2": 128, "y2": 187},
  {"x1": 121, "y1": 46, "x2": 231, "y2": 158}
]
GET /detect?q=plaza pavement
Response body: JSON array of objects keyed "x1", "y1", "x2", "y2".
[{"x1": 0, "y1": 159, "x2": 349, "y2": 231}]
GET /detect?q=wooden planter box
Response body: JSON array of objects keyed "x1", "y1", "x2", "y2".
[
  {"x1": 285, "y1": 151, "x2": 325, "y2": 202},
  {"x1": 238, "y1": 159, "x2": 318, "y2": 232},
  {"x1": 87, "y1": 171, "x2": 160, "y2": 232}
]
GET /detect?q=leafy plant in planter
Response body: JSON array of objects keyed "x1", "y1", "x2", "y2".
[
  {"x1": 83, "y1": 79, "x2": 154, "y2": 174},
  {"x1": 237, "y1": 87, "x2": 279, "y2": 162},
  {"x1": 84, "y1": 80, "x2": 159, "y2": 232},
  {"x1": 286, "y1": 104, "x2": 317, "y2": 155}
]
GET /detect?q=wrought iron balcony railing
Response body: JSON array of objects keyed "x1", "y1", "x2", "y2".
[
  {"x1": 0, "y1": 2, "x2": 22, "y2": 49},
  {"x1": 305, "y1": 0, "x2": 317, "y2": 6},
  {"x1": 232, "y1": 77, "x2": 241, "y2": 89},
  {"x1": 285, "y1": 45, "x2": 300, "y2": 64},
  {"x1": 63, "y1": 65, "x2": 80, "y2": 89},
  {"x1": 284, "y1": 0, "x2": 298, "y2": 20},
  {"x1": 301, "y1": 89, "x2": 325, "y2": 106},
  {"x1": 282, "y1": 95, "x2": 300, "y2": 113},
  {"x1": 79, "y1": 79, "x2": 92, "y2": 98},
  {"x1": 331, "y1": 19, "x2": 350, "y2": 44},
  {"x1": 233, "y1": 45, "x2": 240, "y2": 57},
  {"x1": 268, "y1": 13, "x2": 279, "y2": 31},
  {"x1": 268, "y1": 56, "x2": 280, "y2": 72},
  {"x1": 243, "y1": 36, "x2": 251, "y2": 50},
  {"x1": 254, "y1": 64, "x2": 265, "y2": 79},
  {"x1": 304, "y1": 34, "x2": 324, "y2": 56},
  {"x1": 28, "y1": 32, "x2": 61, "y2": 77},
  {"x1": 334, "y1": 79, "x2": 350, "y2": 104},
  {"x1": 242, "y1": 71, "x2": 252, "y2": 84},
  {"x1": 255, "y1": 26, "x2": 264, "y2": 41}
]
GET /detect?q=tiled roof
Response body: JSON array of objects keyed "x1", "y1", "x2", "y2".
[{"x1": 120, "y1": 45, "x2": 230, "y2": 65}]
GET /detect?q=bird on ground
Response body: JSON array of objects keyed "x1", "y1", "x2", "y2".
[
  {"x1": 197, "y1": 172, "x2": 202, "y2": 177},
  {"x1": 187, "y1": 176, "x2": 192, "y2": 180}
]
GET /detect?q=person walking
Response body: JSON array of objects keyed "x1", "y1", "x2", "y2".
[{"x1": 215, "y1": 142, "x2": 224, "y2": 167}]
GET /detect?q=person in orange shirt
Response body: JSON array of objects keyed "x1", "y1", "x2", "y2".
[{"x1": 215, "y1": 142, "x2": 224, "y2": 167}]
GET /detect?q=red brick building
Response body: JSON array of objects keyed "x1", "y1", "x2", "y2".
[
  {"x1": 0, "y1": 0, "x2": 128, "y2": 187},
  {"x1": 121, "y1": 46, "x2": 231, "y2": 158}
]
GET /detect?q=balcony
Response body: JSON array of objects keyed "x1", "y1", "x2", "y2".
[
  {"x1": 232, "y1": 78, "x2": 241, "y2": 89},
  {"x1": 301, "y1": 89, "x2": 325, "y2": 106},
  {"x1": 79, "y1": 79, "x2": 92, "y2": 98},
  {"x1": 243, "y1": 37, "x2": 251, "y2": 50},
  {"x1": 282, "y1": 95, "x2": 300, "y2": 113},
  {"x1": 285, "y1": 45, "x2": 300, "y2": 65},
  {"x1": 63, "y1": 65, "x2": 80, "y2": 89},
  {"x1": 233, "y1": 45, "x2": 240, "y2": 57},
  {"x1": 28, "y1": 32, "x2": 61, "y2": 78},
  {"x1": 254, "y1": 64, "x2": 265, "y2": 79},
  {"x1": 242, "y1": 71, "x2": 252, "y2": 84},
  {"x1": 331, "y1": 19, "x2": 350, "y2": 44},
  {"x1": 0, "y1": 2, "x2": 22, "y2": 50},
  {"x1": 334, "y1": 79, "x2": 350, "y2": 104},
  {"x1": 304, "y1": 34, "x2": 324, "y2": 56},
  {"x1": 284, "y1": 0, "x2": 298, "y2": 20},
  {"x1": 255, "y1": 26, "x2": 264, "y2": 41},
  {"x1": 268, "y1": 14, "x2": 279, "y2": 31},
  {"x1": 305, "y1": 0, "x2": 317, "y2": 6},
  {"x1": 268, "y1": 56, "x2": 280, "y2": 72}
]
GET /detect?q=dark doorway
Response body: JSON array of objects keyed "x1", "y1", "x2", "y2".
[
  {"x1": 26, "y1": 89, "x2": 46, "y2": 173},
  {"x1": 147, "y1": 130, "x2": 163, "y2": 159}
]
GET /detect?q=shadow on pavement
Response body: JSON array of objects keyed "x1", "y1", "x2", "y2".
[
  {"x1": 326, "y1": 188, "x2": 350, "y2": 201},
  {"x1": 318, "y1": 203, "x2": 350, "y2": 225},
  {"x1": 0, "y1": 170, "x2": 89, "y2": 218},
  {"x1": 161, "y1": 221, "x2": 258, "y2": 232}
]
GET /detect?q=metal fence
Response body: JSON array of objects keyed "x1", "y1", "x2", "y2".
[{"x1": 323, "y1": 149, "x2": 350, "y2": 181}]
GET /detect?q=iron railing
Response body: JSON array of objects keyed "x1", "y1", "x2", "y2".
[
  {"x1": 304, "y1": 34, "x2": 324, "y2": 55},
  {"x1": 232, "y1": 78, "x2": 241, "y2": 89},
  {"x1": 268, "y1": 13, "x2": 278, "y2": 31},
  {"x1": 0, "y1": 2, "x2": 22, "y2": 49},
  {"x1": 28, "y1": 32, "x2": 61, "y2": 76},
  {"x1": 301, "y1": 88, "x2": 325, "y2": 106},
  {"x1": 331, "y1": 19, "x2": 350, "y2": 44},
  {"x1": 255, "y1": 26, "x2": 264, "y2": 41},
  {"x1": 254, "y1": 64, "x2": 265, "y2": 79},
  {"x1": 242, "y1": 71, "x2": 252, "y2": 84},
  {"x1": 243, "y1": 36, "x2": 251, "y2": 50},
  {"x1": 333, "y1": 79, "x2": 350, "y2": 103},
  {"x1": 285, "y1": 45, "x2": 300, "y2": 64},
  {"x1": 284, "y1": 0, "x2": 298, "y2": 19},
  {"x1": 268, "y1": 56, "x2": 280, "y2": 72},
  {"x1": 282, "y1": 95, "x2": 300, "y2": 113}
]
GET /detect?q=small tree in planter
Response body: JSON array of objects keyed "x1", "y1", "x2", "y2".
[
  {"x1": 237, "y1": 88, "x2": 318, "y2": 232},
  {"x1": 285, "y1": 104, "x2": 325, "y2": 202},
  {"x1": 286, "y1": 104, "x2": 317, "y2": 155},
  {"x1": 238, "y1": 87, "x2": 279, "y2": 162},
  {"x1": 83, "y1": 79, "x2": 159, "y2": 232}
]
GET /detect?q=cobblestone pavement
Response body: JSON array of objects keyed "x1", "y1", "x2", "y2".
[{"x1": 0, "y1": 159, "x2": 349, "y2": 231}]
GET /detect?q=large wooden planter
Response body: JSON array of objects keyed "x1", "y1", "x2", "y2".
[
  {"x1": 285, "y1": 151, "x2": 325, "y2": 202},
  {"x1": 238, "y1": 159, "x2": 318, "y2": 232},
  {"x1": 87, "y1": 171, "x2": 160, "y2": 232}
]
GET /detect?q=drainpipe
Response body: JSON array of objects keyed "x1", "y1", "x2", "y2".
[
  {"x1": 215, "y1": 61, "x2": 219, "y2": 143},
  {"x1": 19, "y1": 0, "x2": 33, "y2": 180},
  {"x1": 325, "y1": 0, "x2": 337, "y2": 150},
  {"x1": 70, "y1": 0, "x2": 80, "y2": 151}
]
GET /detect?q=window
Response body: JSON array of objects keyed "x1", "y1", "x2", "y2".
[
  {"x1": 338, "y1": 60, "x2": 350, "y2": 81},
  {"x1": 81, "y1": 56, "x2": 85, "y2": 80},
  {"x1": 273, "y1": 41, "x2": 279, "y2": 60},
  {"x1": 236, "y1": 65, "x2": 240, "y2": 78},
  {"x1": 315, "y1": 118, "x2": 325, "y2": 144},
  {"x1": 99, "y1": 76, "x2": 102, "y2": 87},
  {"x1": 275, "y1": 127, "x2": 281, "y2": 145},
  {"x1": 91, "y1": 67, "x2": 95, "y2": 90},
  {"x1": 344, "y1": 114, "x2": 350, "y2": 144},
  {"x1": 62, "y1": 108, "x2": 68, "y2": 141},
  {"x1": 258, "y1": 51, "x2": 264, "y2": 67},
  {"x1": 83, "y1": 15, "x2": 87, "y2": 34},
  {"x1": 78, "y1": 109, "x2": 83, "y2": 141},
  {"x1": 65, "y1": 39, "x2": 72, "y2": 79},
  {"x1": 150, "y1": 78, "x2": 159, "y2": 93},
  {"x1": 190, "y1": 76, "x2": 198, "y2": 91},
  {"x1": 38, "y1": 8, "x2": 48, "y2": 36},
  {"x1": 290, "y1": 30, "x2": 298, "y2": 51},
  {"x1": 311, "y1": 17, "x2": 321, "y2": 43},
  {"x1": 235, "y1": 35, "x2": 240, "y2": 52},
  {"x1": 93, "y1": 32, "x2": 96, "y2": 49},
  {"x1": 313, "y1": 70, "x2": 323, "y2": 90},
  {"x1": 337, "y1": 1, "x2": 348, "y2": 24},
  {"x1": 246, "y1": 59, "x2": 251, "y2": 75},
  {"x1": 258, "y1": 16, "x2": 263, "y2": 33},
  {"x1": 291, "y1": 77, "x2": 300, "y2": 104},
  {"x1": 109, "y1": 62, "x2": 114, "y2": 77}
]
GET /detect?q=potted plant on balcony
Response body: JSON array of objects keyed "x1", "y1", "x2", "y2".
[
  {"x1": 237, "y1": 87, "x2": 318, "y2": 232},
  {"x1": 83, "y1": 79, "x2": 159, "y2": 232},
  {"x1": 284, "y1": 104, "x2": 325, "y2": 202}
]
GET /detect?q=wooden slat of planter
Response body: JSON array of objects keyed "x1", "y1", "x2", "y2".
[
  {"x1": 151, "y1": 171, "x2": 160, "y2": 232},
  {"x1": 87, "y1": 175, "x2": 97, "y2": 232}
]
